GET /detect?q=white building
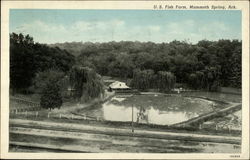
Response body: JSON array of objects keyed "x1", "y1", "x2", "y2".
[{"x1": 109, "y1": 81, "x2": 130, "y2": 90}]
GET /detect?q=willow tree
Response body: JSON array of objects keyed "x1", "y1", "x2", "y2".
[
  {"x1": 157, "y1": 71, "x2": 176, "y2": 92},
  {"x1": 131, "y1": 69, "x2": 175, "y2": 92},
  {"x1": 188, "y1": 71, "x2": 204, "y2": 89},
  {"x1": 200, "y1": 66, "x2": 221, "y2": 91},
  {"x1": 69, "y1": 66, "x2": 104, "y2": 102},
  {"x1": 131, "y1": 69, "x2": 155, "y2": 91}
]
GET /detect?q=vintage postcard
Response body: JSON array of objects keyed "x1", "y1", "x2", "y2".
[{"x1": 1, "y1": 0, "x2": 249, "y2": 159}]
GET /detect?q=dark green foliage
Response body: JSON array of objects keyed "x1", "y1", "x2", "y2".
[
  {"x1": 131, "y1": 69, "x2": 155, "y2": 91},
  {"x1": 53, "y1": 40, "x2": 241, "y2": 90},
  {"x1": 131, "y1": 69, "x2": 176, "y2": 92},
  {"x1": 10, "y1": 33, "x2": 75, "y2": 94},
  {"x1": 157, "y1": 71, "x2": 176, "y2": 92},
  {"x1": 40, "y1": 81, "x2": 62, "y2": 110},
  {"x1": 32, "y1": 70, "x2": 65, "y2": 93},
  {"x1": 33, "y1": 44, "x2": 75, "y2": 72},
  {"x1": 188, "y1": 71, "x2": 204, "y2": 90},
  {"x1": 201, "y1": 66, "x2": 222, "y2": 91},
  {"x1": 38, "y1": 70, "x2": 64, "y2": 109},
  {"x1": 229, "y1": 46, "x2": 242, "y2": 88},
  {"x1": 11, "y1": 32, "x2": 241, "y2": 93},
  {"x1": 69, "y1": 66, "x2": 104, "y2": 102},
  {"x1": 10, "y1": 33, "x2": 36, "y2": 93}
]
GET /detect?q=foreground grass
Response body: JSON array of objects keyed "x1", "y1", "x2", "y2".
[
  {"x1": 11, "y1": 132, "x2": 238, "y2": 153},
  {"x1": 9, "y1": 119, "x2": 241, "y2": 153}
]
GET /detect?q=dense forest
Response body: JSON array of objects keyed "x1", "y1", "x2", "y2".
[
  {"x1": 51, "y1": 39, "x2": 242, "y2": 91},
  {"x1": 10, "y1": 32, "x2": 241, "y2": 102},
  {"x1": 10, "y1": 33, "x2": 107, "y2": 106},
  {"x1": 10, "y1": 33, "x2": 75, "y2": 94}
]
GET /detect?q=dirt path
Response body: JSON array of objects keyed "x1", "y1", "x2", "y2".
[
  {"x1": 10, "y1": 119, "x2": 241, "y2": 144},
  {"x1": 9, "y1": 126, "x2": 241, "y2": 153}
]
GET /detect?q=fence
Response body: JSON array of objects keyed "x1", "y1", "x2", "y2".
[
  {"x1": 9, "y1": 110, "x2": 104, "y2": 122},
  {"x1": 9, "y1": 92, "x2": 116, "y2": 121},
  {"x1": 9, "y1": 108, "x2": 241, "y2": 135},
  {"x1": 10, "y1": 97, "x2": 41, "y2": 113}
]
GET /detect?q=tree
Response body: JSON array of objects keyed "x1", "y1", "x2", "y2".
[
  {"x1": 157, "y1": 71, "x2": 176, "y2": 92},
  {"x1": 131, "y1": 69, "x2": 155, "y2": 91},
  {"x1": 10, "y1": 32, "x2": 75, "y2": 94},
  {"x1": 32, "y1": 70, "x2": 65, "y2": 93},
  {"x1": 131, "y1": 69, "x2": 175, "y2": 92},
  {"x1": 15, "y1": 36, "x2": 241, "y2": 91},
  {"x1": 188, "y1": 71, "x2": 204, "y2": 89},
  {"x1": 10, "y1": 33, "x2": 36, "y2": 94},
  {"x1": 200, "y1": 66, "x2": 221, "y2": 91},
  {"x1": 69, "y1": 66, "x2": 104, "y2": 102},
  {"x1": 108, "y1": 52, "x2": 135, "y2": 78},
  {"x1": 229, "y1": 46, "x2": 242, "y2": 88},
  {"x1": 40, "y1": 81, "x2": 62, "y2": 110},
  {"x1": 83, "y1": 70, "x2": 104, "y2": 101}
]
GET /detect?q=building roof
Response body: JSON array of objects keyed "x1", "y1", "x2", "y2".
[{"x1": 109, "y1": 81, "x2": 130, "y2": 89}]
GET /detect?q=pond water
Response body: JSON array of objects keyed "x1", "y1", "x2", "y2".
[{"x1": 82, "y1": 94, "x2": 219, "y2": 125}]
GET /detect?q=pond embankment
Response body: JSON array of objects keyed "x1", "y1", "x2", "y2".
[
  {"x1": 71, "y1": 91, "x2": 115, "y2": 115},
  {"x1": 172, "y1": 103, "x2": 241, "y2": 128}
]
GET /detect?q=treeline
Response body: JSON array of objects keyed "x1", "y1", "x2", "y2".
[
  {"x1": 10, "y1": 32, "x2": 241, "y2": 97},
  {"x1": 53, "y1": 40, "x2": 242, "y2": 90},
  {"x1": 10, "y1": 33, "x2": 106, "y2": 107},
  {"x1": 10, "y1": 33, "x2": 75, "y2": 94}
]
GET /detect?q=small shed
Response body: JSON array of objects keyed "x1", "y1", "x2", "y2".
[{"x1": 109, "y1": 81, "x2": 130, "y2": 90}]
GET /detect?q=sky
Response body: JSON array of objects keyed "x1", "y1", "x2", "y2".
[{"x1": 10, "y1": 10, "x2": 241, "y2": 44}]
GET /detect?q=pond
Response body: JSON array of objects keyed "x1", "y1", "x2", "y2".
[
  {"x1": 82, "y1": 94, "x2": 222, "y2": 125},
  {"x1": 181, "y1": 91, "x2": 242, "y2": 103}
]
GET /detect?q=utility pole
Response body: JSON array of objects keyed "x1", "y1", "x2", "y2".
[{"x1": 132, "y1": 104, "x2": 134, "y2": 133}]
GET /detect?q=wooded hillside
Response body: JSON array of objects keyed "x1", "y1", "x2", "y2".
[{"x1": 52, "y1": 40, "x2": 241, "y2": 90}]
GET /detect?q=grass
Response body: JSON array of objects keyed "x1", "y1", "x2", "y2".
[{"x1": 9, "y1": 113, "x2": 241, "y2": 137}]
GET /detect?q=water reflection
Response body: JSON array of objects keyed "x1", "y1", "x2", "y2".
[
  {"x1": 85, "y1": 95, "x2": 215, "y2": 125},
  {"x1": 102, "y1": 102, "x2": 200, "y2": 125}
]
